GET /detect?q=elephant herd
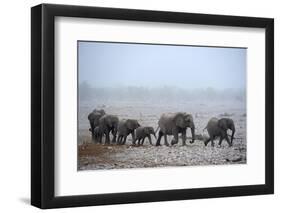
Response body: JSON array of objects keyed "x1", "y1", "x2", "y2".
[{"x1": 88, "y1": 109, "x2": 236, "y2": 147}]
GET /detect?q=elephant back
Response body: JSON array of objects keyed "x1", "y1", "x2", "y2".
[{"x1": 99, "y1": 115, "x2": 119, "y2": 127}]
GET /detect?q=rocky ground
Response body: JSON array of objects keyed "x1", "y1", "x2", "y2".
[
  {"x1": 78, "y1": 100, "x2": 246, "y2": 171},
  {"x1": 78, "y1": 141, "x2": 246, "y2": 170}
]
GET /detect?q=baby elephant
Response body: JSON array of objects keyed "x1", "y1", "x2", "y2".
[
  {"x1": 134, "y1": 126, "x2": 156, "y2": 146},
  {"x1": 89, "y1": 127, "x2": 104, "y2": 143},
  {"x1": 93, "y1": 126, "x2": 104, "y2": 143}
]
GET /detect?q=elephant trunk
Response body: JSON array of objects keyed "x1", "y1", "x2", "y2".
[
  {"x1": 230, "y1": 126, "x2": 235, "y2": 145},
  {"x1": 190, "y1": 122, "x2": 195, "y2": 144}
]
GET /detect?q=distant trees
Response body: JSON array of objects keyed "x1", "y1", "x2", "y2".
[{"x1": 79, "y1": 81, "x2": 246, "y2": 102}]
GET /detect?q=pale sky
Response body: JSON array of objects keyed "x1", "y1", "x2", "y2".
[{"x1": 78, "y1": 41, "x2": 246, "y2": 89}]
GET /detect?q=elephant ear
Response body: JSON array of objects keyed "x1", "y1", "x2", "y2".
[
  {"x1": 174, "y1": 113, "x2": 186, "y2": 128},
  {"x1": 226, "y1": 119, "x2": 235, "y2": 131},
  {"x1": 218, "y1": 119, "x2": 227, "y2": 130},
  {"x1": 88, "y1": 112, "x2": 95, "y2": 121}
]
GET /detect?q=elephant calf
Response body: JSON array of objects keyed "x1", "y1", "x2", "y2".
[
  {"x1": 204, "y1": 117, "x2": 235, "y2": 147},
  {"x1": 117, "y1": 119, "x2": 140, "y2": 145},
  {"x1": 134, "y1": 126, "x2": 156, "y2": 145},
  {"x1": 91, "y1": 126, "x2": 104, "y2": 143}
]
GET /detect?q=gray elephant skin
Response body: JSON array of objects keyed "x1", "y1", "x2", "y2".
[
  {"x1": 156, "y1": 112, "x2": 195, "y2": 146},
  {"x1": 117, "y1": 119, "x2": 140, "y2": 145},
  {"x1": 98, "y1": 114, "x2": 119, "y2": 144},
  {"x1": 88, "y1": 109, "x2": 106, "y2": 141},
  {"x1": 204, "y1": 117, "x2": 235, "y2": 147},
  {"x1": 89, "y1": 126, "x2": 104, "y2": 143},
  {"x1": 134, "y1": 126, "x2": 156, "y2": 145}
]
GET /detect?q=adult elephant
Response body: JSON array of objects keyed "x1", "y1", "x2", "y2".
[
  {"x1": 204, "y1": 117, "x2": 235, "y2": 147},
  {"x1": 98, "y1": 114, "x2": 119, "y2": 144},
  {"x1": 88, "y1": 109, "x2": 106, "y2": 141},
  {"x1": 156, "y1": 112, "x2": 195, "y2": 146},
  {"x1": 117, "y1": 119, "x2": 141, "y2": 145}
]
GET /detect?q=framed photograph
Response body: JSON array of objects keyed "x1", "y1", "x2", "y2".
[{"x1": 31, "y1": 3, "x2": 274, "y2": 209}]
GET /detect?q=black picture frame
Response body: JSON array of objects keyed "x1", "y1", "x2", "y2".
[{"x1": 31, "y1": 3, "x2": 274, "y2": 209}]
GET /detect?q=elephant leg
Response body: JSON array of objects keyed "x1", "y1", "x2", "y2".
[
  {"x1": 171, "y1": 134, "x2": 178, "y2": 146},
  {"x1": 105, "y1": 130, "x2": 110, "y2": 144},
  {"x1": 131, "y1": 132, "x2": 136, "y2": 145},
  {"x1": 95, "y1": 133, "x2": 100, "y2": 143},
  {"x1": 138, "y1": 139, "x2": 141, "y2": 146},
  {"x1": 120, "y1": 135, "x2": 124, "y2": 144},
  {"x1": 164, "y1": 134, "x2": 169, "y2": 146},
  {"x1": 156, "y1": 131, "x2": 163, "y2": 146},
  {"x1": 112, "y1": 136, "x2": 117, "y2": 143},
  {"x1": 218, "y1": 135, "x2": 224, "y2": 147},
  {"x1": 92, "y1": 134, "x2": 96, "y2": 143},
  {"x1": 141, "y1": 138, "x2": 145, "y2": 145},
  {"x1": 148, "y1": 135, "x2": 153, "y2": 145},
  {"x1": 181, "y1": 129, "x2": 187, "y2": 146},
  {"x1": 90, "y1": 124, "x2": 95, "y2": 142},
  {"x1": 211, "y1": 139, "x2": 215, "y2": 147},
  {"x1": 120, "y1": 136, "x2": 125, "y2": 145},
  {"x1": 117, "y1": 135, "x2": 121, "y2": 144},
  {"x1": 224, "y1": 134, "x2": 232, "y2": 147},
  {"x1": 112, "y1": 128, "x2": 117, "y2": 143},
  {"x1": 209, "y1": 135, "x2": 216, "y2": 147},
  {"x1": 204, "y1": 137, "x2": 211, "y2": 146},
  {"x1": 122, "y1": 135, "x2": 127, "y2": 145},
  {"x1": 101, "y1": 135, "x2": 104, "y2": 144}
]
